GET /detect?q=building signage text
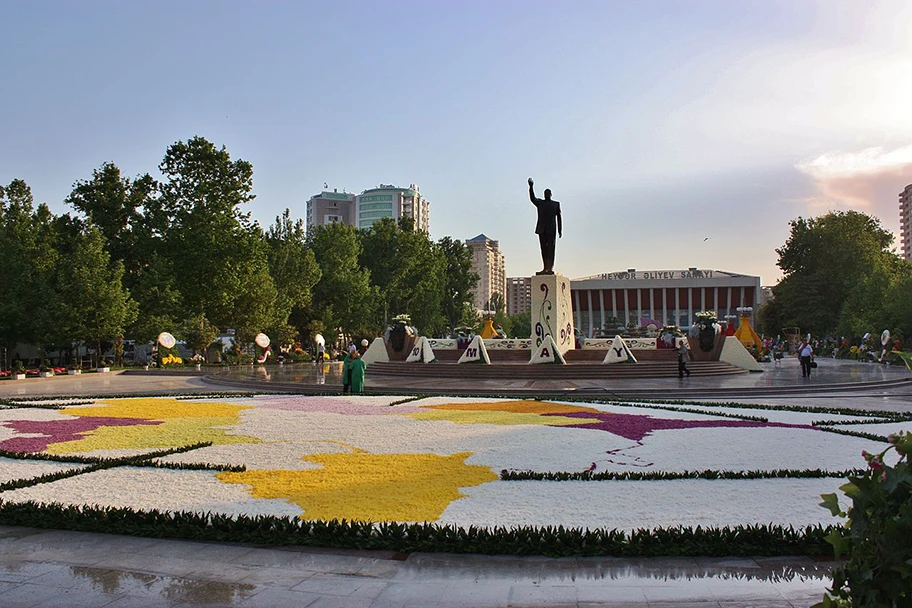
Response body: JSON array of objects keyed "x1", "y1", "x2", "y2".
[{"x1": 597, "y1": 270, "x2": 714, "y2": 281}]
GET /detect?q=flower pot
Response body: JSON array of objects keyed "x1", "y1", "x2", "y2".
[
  {"x1": 686, "y1": 324, "x2": 726, "y2": 361},
  {"x1": 13, "y1": 373, "x2": 26, "y2": 380},
  {"x1": 67, "y1": 369, "x2": 81, "y2": 375},
  {"x1": 195, "y1": 364, "x2": 202, "y2": 371},
  {"x1": 97, "y1": 367, "x2": 110, "y2": 373},
  {"x1": 39, "y1": 371, "x2": 53, "y2": 378}
]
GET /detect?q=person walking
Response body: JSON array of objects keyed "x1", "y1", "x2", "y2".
[
  {"x1": 676, "y1": 339, "x2": 691, "y2": 378},
  {"x1": 798, "y1": 339, "x2": 814, "y2": 378},
  {"x1": 349, "y1": 351, "x2": 367, "y2": 393}
]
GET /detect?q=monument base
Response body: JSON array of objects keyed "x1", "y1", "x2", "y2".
[{"x1": 531, "y1": 272, "x2": 575, "y2": 355}]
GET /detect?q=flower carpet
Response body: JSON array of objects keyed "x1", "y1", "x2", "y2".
[{"x1": 1, "y1": 394, "x2": 908, "y2": 534}]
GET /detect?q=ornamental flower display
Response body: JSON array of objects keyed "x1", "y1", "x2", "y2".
[
  {"x1": 2, "y1": 394, "x2": 909, "y2": 538},
  {"x1": 386, "y1": 313, "x2": 417, "y2": 353},
  {"x1": 690, "y1": 310, "x2": 722, "y2": 353}
]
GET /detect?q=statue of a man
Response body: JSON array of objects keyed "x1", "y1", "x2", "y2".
[{"x1": 528, "y1": 177, "x2": 562, "y2": 275}]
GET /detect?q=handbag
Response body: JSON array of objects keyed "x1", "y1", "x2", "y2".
[{"x1": 810, "y1": 360, "x2": 818, "y2": 368}]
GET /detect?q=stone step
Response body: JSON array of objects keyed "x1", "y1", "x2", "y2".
[
  {"x1": 430, "y1": 349, "x2": 678, "y2": 363},
  {"x1": 367, "y1": 361, "x2": 746, "y2": 380}
]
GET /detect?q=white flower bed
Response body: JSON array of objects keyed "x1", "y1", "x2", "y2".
[
  {"x1": 1, "y1": 467, "x2": 302, "y2": 519},
  {"x1": 0, "y1": 395, "x2": 893, "y2": 531},
  {"x1": 0, "y1": 457, "x2": 87, "y2": 483},
  {"x1": 438, "y1": 478, "x2": 846, "y2": 531},
  {"x1": 832, "y1": 421, "x2": 912, "y2": 436}
]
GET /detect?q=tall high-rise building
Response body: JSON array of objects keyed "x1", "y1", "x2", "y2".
[
  {"x1": 305, "y1": 189, "x2": 356, "y2": 231},
  {"x1": 466, "y1": 234, "x2": 506, "y2": 312},
  {"x1": 507, "y1": 277, "x2": 532, "y2": 316},
  {"x1": 305, "y1": 183, "x2": 430, "y2": 234},
  {"x1": 901, "y1": 184, "x2": 912, "y2": 262},
  {"x1": 356, "y1": 184, "x2": 430, "y2": 232}
]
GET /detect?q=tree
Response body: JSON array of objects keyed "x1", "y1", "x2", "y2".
[
  {"x1": 435, "y1": 236, "x2": 479, "y2": 334},
  {"x1": 53, "y1": 221, "x2": 137, "y2": 364},
  {"x1": 0, "y1": 180, "x2": 60, "y2": 358},
  {"x1": 308, "y1": 222, "x2": 375, "y2": 340},
  {"x1": 508, "y1": 312, "x2": 531, "y2": 339},
  {"x1": 65, "y1": 162, "x2": 157, "y2": 285},
  {"x1": 265, "y1": 209, "x2": 321, "y2": 340},
  {"x1": 157, "y1": 136, "x2": 273, "y2": 331},
  {"x1": 182, "y1": 313, "x2": 219, "y2": 361},
  {"x1": 359, "y1": 218, "x2": 446, "y2": 335},
  {"x1": 770, "y1": 211, "x2": 902, "y2": 336}
]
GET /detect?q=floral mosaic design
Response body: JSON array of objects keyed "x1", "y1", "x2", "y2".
[{"x1": 0, "y1": 395, "x2": 895, "y2": 530}]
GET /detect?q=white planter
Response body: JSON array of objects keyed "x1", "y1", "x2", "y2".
[
  {"x1": 13, "y1": 374, "x2": 26, "y2": 380},
  {"x1": 39, "y1": 371, "x2": 53, "y2": 378},
  {"x1": 67, "y1": 369, "x2": 81, "y2": 375},
  {"x1": 97, "y1": 367, "x2": 110, "y2": 373},
  {"x1": 143, "y1": 365, "x2": 149, "y2": 371},
  {"x1": 195, "y1": 364, "x2": 202, "y2": 371}
]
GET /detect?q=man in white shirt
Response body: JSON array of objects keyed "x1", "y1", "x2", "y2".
[{"x1": 798, "y1": 339, "x2": 814, "y2": 378}]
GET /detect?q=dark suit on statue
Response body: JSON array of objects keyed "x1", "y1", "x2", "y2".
[{"x1": 529, "y1": 180, "x2": 562, "y2": 274}]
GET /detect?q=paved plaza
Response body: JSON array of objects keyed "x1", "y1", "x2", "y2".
[{"x1": 1, "y1": 359, "x2": 910, "y2": 607}]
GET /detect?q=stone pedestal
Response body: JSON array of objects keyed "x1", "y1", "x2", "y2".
[{"x1": 531, "y1": 273, "x2": 575, "y2": 355}]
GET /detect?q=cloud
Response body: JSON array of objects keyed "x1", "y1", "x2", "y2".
[{"x1": 794, "y1": 145, "x2": 912, "y2": 221}]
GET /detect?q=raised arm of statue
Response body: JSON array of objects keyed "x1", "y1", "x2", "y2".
[{"x1": 528, "y1": 178, "x2": 537, "y2": 204}]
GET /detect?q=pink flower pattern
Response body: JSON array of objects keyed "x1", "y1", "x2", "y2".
[{"x1": 0, "y1": 417, "x2": 160, "y2": 453}]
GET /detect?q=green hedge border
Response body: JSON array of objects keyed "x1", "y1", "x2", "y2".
[
  {"x1": 0, "y1": 500, "x2": 835, "y2": 558},
  {"x1": 501, "y1": 467, "x2": 865, "y2": 482},
  {"x1": 0, "y1": 443, "x2": 245, "y2": 492}
]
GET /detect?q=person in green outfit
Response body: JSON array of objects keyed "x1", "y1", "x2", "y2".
[
  {"x1": 349, "y1": 350, "x2": 367, "y2": 393},
  {"x1": 341, "y1": 344, "x2": 355, "y2": 393}
]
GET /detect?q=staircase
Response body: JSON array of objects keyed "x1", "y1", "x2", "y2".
[{"x1": 367, "y1": 359, "x2": 747, "y2": 380}]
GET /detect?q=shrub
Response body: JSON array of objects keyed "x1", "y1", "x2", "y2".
[{"x1": 818, "y1": 431, "x2": 912, "y2": 607}]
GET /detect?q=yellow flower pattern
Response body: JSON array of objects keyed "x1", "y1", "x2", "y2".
[
  {"x1": 218, "y1": 448, "x2": 497, "y2": 522},
  {"x1": 48, "y1": 399, "x2": 258, "y2": 454}
]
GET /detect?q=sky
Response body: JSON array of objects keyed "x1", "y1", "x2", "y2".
[{"x1": 2, "y1": 0, "x2": 912, "y2": 286}]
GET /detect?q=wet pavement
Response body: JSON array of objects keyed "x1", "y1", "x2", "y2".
[
  {"x1": 2, "y1": 360, "x2": 907, "y2": 606},
  {"x1": 0, "y1": 526, "x2": 833, "y2": 607}
]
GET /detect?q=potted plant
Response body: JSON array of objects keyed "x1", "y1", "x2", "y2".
[
  {"x1": 67, "y1": 361, "x2": 81, "y2": 375},
  {"x1": 97, "y1": 356, "x2": 110, "y2": 373},
  {"x1": 39, "y1": 360, "x2": 54, "y2": 378},
  {"x1": 189, "y1": 353, "x2": 205, "y2": 371},
  {"x1": 687, "y1": 310, "x2": 725, "y2": 361},
  {"x1": 12, "y1": 360, "x2": 26, "y2": 381},
  {"x1": 657, "y1": 325, "x2": 683, "y2": 349},
  {"x1": 385, "y1": 313, "x2": 418, "y2": 361}
]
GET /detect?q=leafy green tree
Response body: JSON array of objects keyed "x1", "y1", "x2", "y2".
[
  {"x1": 837, "y1": 256, "x2": 910, "y2": 337},
  {"x1": 266, "y1": 209, "x2": 321, "y2": 340},
  {"x1": 770, "y1": 211, "x2": 901, "y2": 336},
  {"x1": 508, "y1": 312, "x2": 531, "y2": 338},
  {"x1": 157, "y1": 136, "x2": 274, "y2": 332},
  {"x1": 0, "y1": 180, "x2": 60, "y2": 357},
  {"x1": 65, "y1": 162, "x2": 157, "y2": 286},
  {"x1": 53, "y1": 221, "x2": 138, "y2": 364},
  {"x1": 182, "y1": 313, "x2": 219, "y2": 360},
  {"x1": 881, "y1": 270, "x2": 912, "y2": 341},
  {"x1": 127, "y1": 252, "x2": 183, "y2": 343},
  {"x1": 435, "y1": 236, "x2": 479, "y2": 334},
  {"x1": 308, "y1": 222, "x2": 375, "y2": 339},
  {"x1": 359, "y1": 218, "x2": 446, "y2": 335}
]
